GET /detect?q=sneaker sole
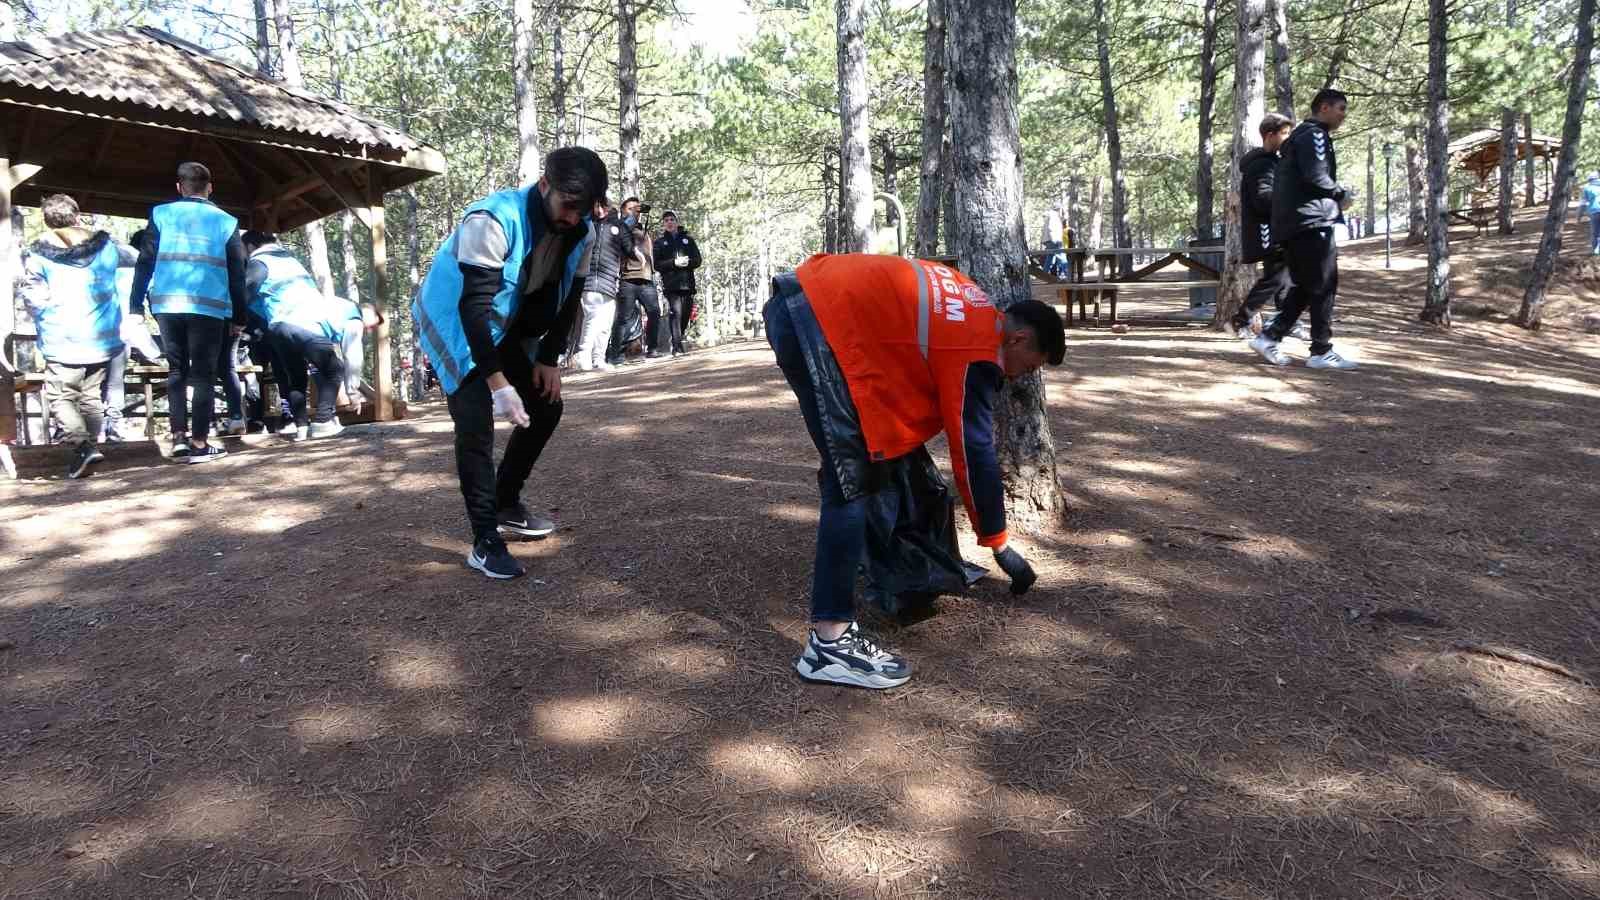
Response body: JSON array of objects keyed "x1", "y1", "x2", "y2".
[
  {"x1": 498, "y1": 522, "x2": 555, "y2": 540},
  {"x1": 466, "y1": 551, "x2": 525, "y2": 580},
  {"x1": 187, "y1": 452, "x2": 227, "y2": 464},
  {"x1": 67, "y1": 457, "x2": 99, "y2": 479},
  {"x1": 793, "y1": 656, "x2": 911, "y2": 690}
]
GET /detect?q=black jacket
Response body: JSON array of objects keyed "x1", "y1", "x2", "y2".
[
  {"x1": 1270, "y1": 119, "x2": 1349, "y2": 242},
  {"x1": 587, "y1": 210, "x2": 632, "y2": 298},
  {"x1": 653, "y1": 229, "x2": 702, "y2": 294},
  {"x1": 1239, "y1": 147, "x2": 1279, "y2": 263}
]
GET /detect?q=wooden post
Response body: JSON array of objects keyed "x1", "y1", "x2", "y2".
[
  {"x1": 1, "y1": 154, "x2": 40, "y2": 448},
  {"x1": 367, "y1": 173, "x2": 393, "y2": 421}
]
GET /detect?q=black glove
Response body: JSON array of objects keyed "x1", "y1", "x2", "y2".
[{"x1": 994, "y1": 545, "x2": 1036, "y2": 596}]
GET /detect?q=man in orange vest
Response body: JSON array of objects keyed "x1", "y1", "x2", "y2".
[{"x1": 766, "y1": 254, "x2": 1066, "y2": 689}]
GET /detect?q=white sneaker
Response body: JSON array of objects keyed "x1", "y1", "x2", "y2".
[
  {"x1": 277, "y1": 422, "x2": 299, "y2": 437},
  {"x1": 292, "y1": 425, "x2": 309, "y2": 442},
  {"x1": 308, "y1": 420, "x2": 345, "y2": 439},
  {"x1": 1249, "y1": 334, "x2": 1291, "y2": 366},
  {"x1": 794, "y1": 622, "x2": 912, "y2": 690},
  {"x1": 1287, "y1": 323, "x2": 1311, "y2": 342},
  {"x1": 596, "y1": 362, "x2": 614, "y2": 372},
  {"x1": 1306, "y1": 350, "x2": 1357, "y2": 370},
  {"x1": 222, "y1": 418, "x2": 246, "y2": 436}
]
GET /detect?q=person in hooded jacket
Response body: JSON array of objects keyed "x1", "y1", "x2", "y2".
[
  {"x1": 1249, "y1": 89, "x2": 1358, "y2": 370},
  {"x1": 17, "y1": 194, "x2": 132, "y2": 478},
  {"x1": 1229, "y1": 113, "x2": 1295, "y2": 336},
  {"x1": 652, "y1": 210, "x2": 702, "y2": 356}
]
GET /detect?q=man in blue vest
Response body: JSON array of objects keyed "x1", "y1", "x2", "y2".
[
  {"x1": 17, "y1": 194, "x2": 133, "y2": 478},
  {"x1": 128, "y1": 161, "x2": 249, "y2": 463},
  {"x1": 412, "y1": 147, "x2": 606, "y2": 580},
  {"x1": 240, "y1": 231, "x2": 350, "y2": 441}
]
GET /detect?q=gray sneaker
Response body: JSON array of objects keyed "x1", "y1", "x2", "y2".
[
  {"x1": 795, "y1": 623, "x2": 912, "y2": 690},
  {"x1": 497, "y1": 502, "x2": 556, "y2": 539}
]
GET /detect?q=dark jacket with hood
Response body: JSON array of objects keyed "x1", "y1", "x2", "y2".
[
  {"x1": 653, "y1": 228, "x2": 702, "y2": 294},
  {"x1": 587, "y1": 209, "x2": 633, "y2": 299},
  {"x1": 1271, "y1": 119, "x2": 1349, "y2": 242},
  {"x1": 1239, "y1": 147, "x2": 1279, "y2": 264}
]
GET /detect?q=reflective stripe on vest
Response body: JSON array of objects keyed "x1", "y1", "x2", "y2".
[
  {"x1": 251, "y1": 250, "x2": 327, "y2": 331},
  {"x1": 148, "y1": 200, "x2": 238, "y2": 318},
  {"x1": 908, "y1": 257, "x2": 932, "y2": 360},
  {"x1": 31, "y1": 239, "x2": 125, "y2": 364},
  {"x1": 410, "y1": 187, "x2": 593, "y2": 395}
]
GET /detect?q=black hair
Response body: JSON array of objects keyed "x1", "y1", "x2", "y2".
[
  {"x1": 543, "y1": 147, "x2": 609, "y2": 207},
  {"x1": 622, "y1": 196, "x2": 641, "y2": 207},
  {"x1": 1310, "y1": 89, "x2": 1348, "y2": 115},
  {"x1": 240, "y1": 230, "x2": 276, "y2": 249},
  {"x1": 40, "y1": 193, "x2": 79, "y2": 228},
  {"x1": 1258, "y1": 112, "x2": 1294, "y2": 137},
  {"x1": 1006, "y1": 299, "x2": 1067, "y2": 366},
  {"x1": 177, "y1": 161, "x2": 212, "y2": 195}
]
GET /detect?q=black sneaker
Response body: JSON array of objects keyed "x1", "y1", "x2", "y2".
[
  {"x1": 187, "y1": 444, "x2": 228, "y2": 464},
  {"x1": 467, "y1": 535, "x2": 526, "y2": 580},
  {"x1": 171, "y1": 439, "x2": 191, "y2": 459},
  {"x1": 497, "y1": 502, "x2": 556, "y2": 540},
  {"x1": 795, "y1": 622, "x2": 912, "y2": 690},
  {"x1": 67, "y1": 444, "x2": 104, "y2": 479}
]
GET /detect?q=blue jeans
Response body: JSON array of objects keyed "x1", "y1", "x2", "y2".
[
  {"x1": 765, "y1": 296, "x2": 866, "y2": 624},
  {"x1": 1588, "y1": 213, "x2": 1600, "y2": 254}
]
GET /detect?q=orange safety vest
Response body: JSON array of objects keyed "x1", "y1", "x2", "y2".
[{"x1": 796, "y1": 253, "x2": 1008, "y2": 547}]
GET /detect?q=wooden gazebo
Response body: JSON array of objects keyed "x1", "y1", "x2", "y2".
[
  {"x1": 1448, "y1": 128, "x2": 1561, "y2": 182},
  {"x1": 0, "y1": 27, "x2": 445, "y2": 443}
]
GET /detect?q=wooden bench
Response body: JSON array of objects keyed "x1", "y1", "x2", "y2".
[{"x1": 1448, "y1": 208, "x2": 1493, "y2": 236}]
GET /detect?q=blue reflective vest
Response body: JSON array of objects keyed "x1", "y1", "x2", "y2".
[
  {"x1": 410, "y1": 187, "x2": 591, "y2": 395},
  {"x1": 148, "y1": 199, "x2": 238, "y2": 319},
  {"x1": 28, "y1": 235, "x2": 125, "y2": 365},
  {"x1": 249, "y1": 248, "x2": 331, "y2": 332}
]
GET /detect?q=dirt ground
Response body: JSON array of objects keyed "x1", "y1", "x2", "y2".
[{"x1": 3, "y1": 208, "x2": 1599, "y2": 899}]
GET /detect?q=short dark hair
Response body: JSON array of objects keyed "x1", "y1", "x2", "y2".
[
  {"x1": 1258, "y1": 113, "x2": 1294, "y2": 137},
  {"x1": 177, "y1": 161, "x2": 212, "y2": 195},
  {"x1": 241, "y1": 230, "x2": 276, "y2": 249},
  {"x1": 1310, "y1": 89, "x2": 1348, "y2": 114},
  {"x1": 622, "y1": 196, "x2": 641, "y2": 208},
  {"x1": 40, "y1": 193, "x2": 79, "y2": 229},
  {"x1": 543, "y1": 147, "x2": 609, "y2": 207},
  {"x1": 1006, "y1": 299, "x2": 1066, "y2": 366}
]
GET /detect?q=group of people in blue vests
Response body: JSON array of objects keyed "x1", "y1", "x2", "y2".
[{"x1": 15, "y1": 161, "x2": 371, "y2": 478}]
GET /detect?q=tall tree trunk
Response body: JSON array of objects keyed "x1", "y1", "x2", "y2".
[
  {"x1": 879, "y1": 134, "x2": 900, "y2": 228},
  {"x1": 1268, "y1": 0, "x2": 1294, "y2": 117},
  {"x1": 1094, "y1": 0, "x2": 1131, "y2": 274},
  {"x1": 1523, "y1": 111, "x2": 1537, "y2": 207},
  {"x1": 552, "y1": 20, "x2": 568, "y2": 147},
  {"x1": 1195, "y1": 0, "x2": 1219, "y2": 240},
  {"x1": 1323, "y1": 6, "x2": 1354, "y2": 89},
  {"x1": 1088, "y1": 171, "x2": 1104, "y2": 247},
  {"x1": 514, "y1": 0, "x2": 542, "y2": 185},
  {"x1": 618, "y1": 0, "x2": 642, "y2": 198},
  {"x1": 1066, "y1": 175, "x2": 1079, "y2": 240},
  {"x1": 252, "y1": 0, "x2": 273, "y2": 75},
  {"x1": 1496, "y1": 109, "x2": 1517, "y2": 233},
  {"x1": 269, "y1": 0, "x2": 333, "y2": 296},
  {"x1": 914, "y1": 0, "x2": 947, "y2": 257},
  {"x1": 836, "y1": 0, "x2": 874, "y2": 253},
  {"x1": 823, "y1": 149, "x2": 839, "y2": 253},
  {"x1": 1420, "y1": 0, "x2": 1451, "y2": 325},
  {"x1": 1213, "y1": 0, "x2": 1266, "y2": 329},
  {"x1": 1405, "y1": 126, "x2": 1426, "y2": 244},
  {"x1": 341, "y1": 213, "x2": 360, "y2": 301},
  {"x1": 1365, "y1": 136, "x2": 1376, "y2": 237},
  {"x1": 1518, "y1": 0, "x2": 1595, "y2": 329},
  {"x1": 948, "y1": 0, "x2": 1063, "y2": 529}
]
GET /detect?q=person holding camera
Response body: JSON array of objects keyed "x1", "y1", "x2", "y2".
[{"x1": 653, "y1": 210, "x2": 701, "y2": 357}]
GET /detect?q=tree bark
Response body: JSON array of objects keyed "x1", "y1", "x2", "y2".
[
  {"x1": 618, "y1": 0, "x2": 641, "y2": 198},
  {"x1": 1066, "y1": 175, "x2": 1079, "y2": 241},
  {"x1": 914, "y1": 0, "x2": 947, "y2": 257},
  {"x1": 823, "y1": 148, "x2": 839, "y2": 254},
  {"x1": 1212, "y1": 0, "x2": 1266, "y2": 329},
  {"x1": 341, "y1": 212, "x2": 360, "y2": 301},
  {"x1": 252, "y1": 0, "x2": 273, "y2": 75},
  {"x1": 1523, "y1": 111, "x2": 1537, "y2": 207},
  {"x1": 1517, "y1": 0, "x2": 1596, "y2": 329},
  {"x1": 1405, "y1": 127, "x2": 1426, "y2": 245},
  {"x1": 1195, "y1": 0, "x2": 1219, "y2": 240},
  {"x1": 552, "y1": 20, "x2": 568, "y2": 147},
  {"x1": 269, "y1": 0, "x2": 333, "y2": 296},
  {"x1": 1094, "y1": 0, "x2": 1131, "y2": 274},
  {"x1": 836, "y1": 0, "x2": 874, "y2": 253},
  {"x1": 949, "y1": 0, "x2": 1063, "y2": 530},
  {"x1": 1268, "y1": 0, "x2": 1294, "y2": 117},
  {"x1": 1420, "y1": 0, "x2": 1451, "y2": 325},
  {"x1": 1364, "y1": 136, "x2": 1375, "y2": 238},
  {"x1": 514, "y1": 0, "x2": 542, "y2": 185},
  {"x1": 1088, "y1": 171, "x2": 1104, "y2": 247},
  {"x1": 879, "y1": 134, "x2": 900, "y2": 228}
]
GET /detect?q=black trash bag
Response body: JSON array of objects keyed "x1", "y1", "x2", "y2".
[{"x1": 859, "y1": 448, "x2": 987, "y2": 621}]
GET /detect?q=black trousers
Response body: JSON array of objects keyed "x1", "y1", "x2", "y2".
[
  {"x1": 622, "y1": 279, "x2": 666, "y2": 355},
  {"x1": 155, "y1": 313, "x2": 224, "y2": 440},
  {"x1": 607, "y1": 287, "x2": 642, "y2": 363},
  {"x1": 446, "y1": 331, "x2": 563, "y2": 541},
  {"x1": 1267, "y1": 227, "x2": 1338, "y2": 356},
  {"x1": 665, "y1": 291, "x2": 692, "y2": 353},
  {"x1": 267, "y1": 322, "x2": 345, "y2": 426},
  {"x1": 1233, "y1": 251, "x2": 1291, "y2": 328}
]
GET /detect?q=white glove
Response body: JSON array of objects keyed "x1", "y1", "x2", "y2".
[
  {"x1": 674, "y1": 254, "x2": 690, "y2": 268},
  {"x1": 491, "y1": 385, "x2": 530, "y2": 428}
]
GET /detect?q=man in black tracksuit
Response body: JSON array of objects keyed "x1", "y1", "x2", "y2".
[
  {"x1": 1250, "y1": 88, "x2": 1358, "y2": 370},
  {"x1": 1230, "y1": 113, "x2": 1295, "y2": 335},
  {"x1": 653, "y1": 210, "x2": 702, "y2": 356}
]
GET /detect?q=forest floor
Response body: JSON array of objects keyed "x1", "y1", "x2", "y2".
[{"x1": 3, "y1": 206, "x2": 1599, "y2": 899}]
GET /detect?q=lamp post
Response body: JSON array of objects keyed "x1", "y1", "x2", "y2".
[{"x1": 1382, "y1": 142, "x2": 1395, "y2": 270}]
